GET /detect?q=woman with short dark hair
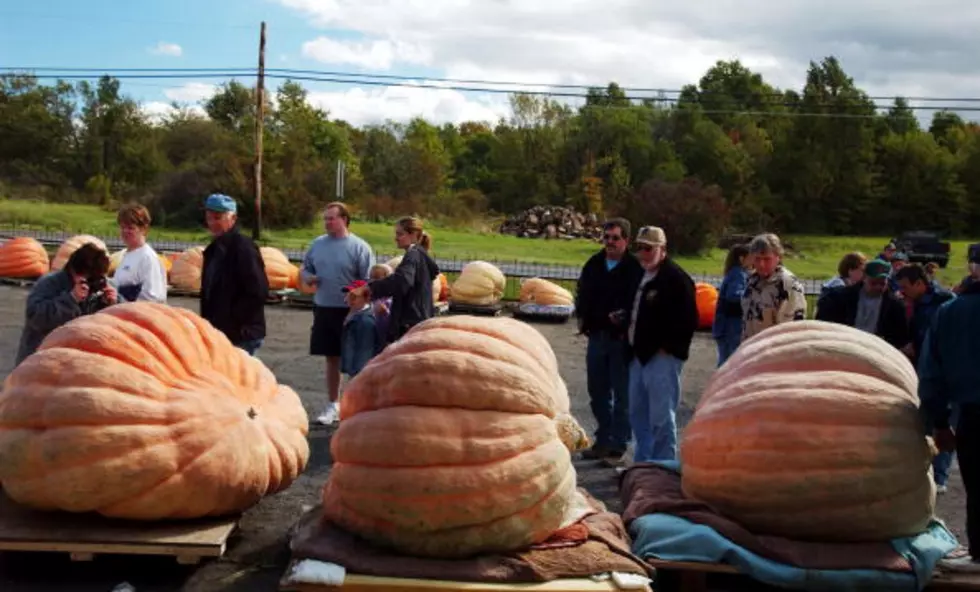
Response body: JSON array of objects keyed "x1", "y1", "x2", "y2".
[{"x1": 114, "y1": 203, "x2": 168, "y2": 303}]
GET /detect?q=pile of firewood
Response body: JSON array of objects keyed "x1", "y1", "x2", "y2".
[{"x1": 498, "y1": 206, "x2": 602, "y2": 240}]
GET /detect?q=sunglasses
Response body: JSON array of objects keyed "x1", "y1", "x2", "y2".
[{"x1": 603, "y1": 234, "x2": 623, "y2": 242}]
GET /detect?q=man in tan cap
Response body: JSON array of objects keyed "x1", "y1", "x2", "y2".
[{"x1": 625, "y1": 226, "x2": 699, "y2": 463}]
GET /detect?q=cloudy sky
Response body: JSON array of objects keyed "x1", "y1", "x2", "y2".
[{"x1": 2, "y1": 0, "x2": 977, "y2": 126}]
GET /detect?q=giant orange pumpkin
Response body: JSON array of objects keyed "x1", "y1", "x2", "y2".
[
  {"x1": 260, "y1": 247, "x2": 295, "y2": 291},
  {"x1": 0, "y1": 237, "x2": 50, "y2": 279},
  {"x1": 51, "y1": 235, "x2": 107, "y2": 271},
  {"x1": 0, "y1": 302, "x2": 310, "y2": 520},
  {"x1": 680, "y1": 320, "x2": 935, "y2": 542},
  {"x1": 323, "y1": 315, "x2": 588, "y2": 558},
  {"x1": 169, "y1": 247, "x2": 204, "y2": 291},
  {"x1": 695, "y1": 282, "x2": 719, "y2": 330}
]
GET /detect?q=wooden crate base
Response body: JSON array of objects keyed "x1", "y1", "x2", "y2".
[
  {"x1": 279, "y1": 560, "x2": 634, "y2": 591},
  {"x1": 511, "y1": 311, "x2": 572, "y2": 324},
  {"x1": 0, "y1": 277, "x2": 37, "y2": 288},
  {"x1": 0, "y1": 490, "x2": 239, "y2": 565},
  {"x1": 646, "y1": 558, "x2": 980, "y2": 591},
  {"x1": 448, "y1": 302, "x2": 503, "y2": 317}
]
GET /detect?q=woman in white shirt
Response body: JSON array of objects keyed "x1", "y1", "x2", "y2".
[{"x1": 113, "y1": 204, "x2": 168, "y2": 303}]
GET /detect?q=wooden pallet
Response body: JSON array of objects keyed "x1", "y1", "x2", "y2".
[
  {"x1": 511, "y1": 310, "x2": 572, "y2": 324},
  {"x1": 448, "y1": 302, "x2": 504, "y2": 317},
  {"x1": 646, "y1": 558, "x2": 980, "y2": 591},
  {"x1": 0, "y1": 490, "x2": 239, "y2": 565},
  {"x1": 279, "y1": 560, "x2": 637, "y2": 591},
  {"x1": 0, "y1": 276, "x2": 37, "y2": 288}
]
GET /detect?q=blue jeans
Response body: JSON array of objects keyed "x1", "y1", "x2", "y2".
[
  {"x1": 935, "y1": 404, "x2": 961, "y2": 486},
  {"x1": 629, "y1": 353, "x2": 684, "y2": 463},
  {"x1": 715, "y1": 335, "x2": 740, "y2": 367},
  {"x1": 234, "y1": 338, "x2": 264, "y2": 356},
  {"x1": 586, "y1": 332, "x2": 631, "y2": 452}
]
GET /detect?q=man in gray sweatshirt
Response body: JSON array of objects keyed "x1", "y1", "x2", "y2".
[{"x1": 299, "y1": 202, "x2": 375, "y2": 425}]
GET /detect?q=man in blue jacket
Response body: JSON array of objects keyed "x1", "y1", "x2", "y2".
[{"x1": 919, "y1": 279, "x2": 980, "y2": 572}]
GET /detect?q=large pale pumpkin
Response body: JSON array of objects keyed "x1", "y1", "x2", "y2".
[
  {"x1": 680, "y1": 320, "x2": 935, "y2": 542},
  {"x1": 450, "y1": 261, "x2": 506, "y2": 306},
  {"x1": 695, "y1": 282, "x2": 719, "y2": 330},
  {"x1": 323, "y1": 315, "x2": 588, "y2": 558},
  {"x1": 0, "y1": 302, "x2": 310, "y2": 520},
  {"x1": 0, "y1": 237, "x2": 50, "y2": 279},
  {"x1": 519, "y1": 277, "x2": 574, "y2": 307},
  {"x1": 51, "y1": 235, "x2": 107, "y2": 271},
  {"x1": 170, "y1": 246, "x2": 204, "y2": 291},
  {"x1": 260, "y1": 246, "x2": 295, "y2": 291}
]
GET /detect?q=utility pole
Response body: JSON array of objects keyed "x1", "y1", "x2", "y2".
[
  {"x1": 336, "y1": 160, "x2": 346, "y2": 199},
  {"x1": 252, "y1": 21, "x2": 266, "y2": 241}
]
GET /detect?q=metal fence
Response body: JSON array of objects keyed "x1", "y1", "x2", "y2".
[{"x1": 0, "y1": 226, "x2": 829, "y2": 295}]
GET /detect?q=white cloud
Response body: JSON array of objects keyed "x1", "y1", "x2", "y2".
[
  {"x1": 163, "y1": 82, "x2": 218, "y2": 103},
  {"x1": 149, "y1": 42, "x2": 183, "y2": 57},
  {"x1": 141, "y1": 101, "x2": 207, "y2": 123},
  {"x1": 277, "y1": 0, "x2": 980, "y2": 124},
  {"x1": 302, "y1": 36, "x2": 431, "y2": 70},
  {"x1": 307, "y1": 81, "x2": 510, "y2": 127}
]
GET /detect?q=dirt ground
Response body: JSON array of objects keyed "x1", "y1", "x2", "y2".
[{"x1": 0, "y1": 286, "x2": 967, "y2": 591}]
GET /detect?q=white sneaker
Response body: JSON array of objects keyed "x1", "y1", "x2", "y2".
[
  {"x1": 937, "y1": 484, "x2": 948, "y2": 494},
  {"x1": 316, "y1": 402, "x2": 339, "y2": 425}
]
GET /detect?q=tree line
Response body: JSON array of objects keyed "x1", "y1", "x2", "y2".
[{"x1": 2, "y1": 56, "x2": 979, "y2": 254}]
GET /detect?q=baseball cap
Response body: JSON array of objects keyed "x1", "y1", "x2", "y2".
[
  {"x1": 342, "y1": 279, "x2": 368, "y2": 293},
  {"x1": 635, "y1": 226, "x2": 667, "y2": 247},
  {"x1": 884, "y1": 242, "x2": 896, "y2": 250},
  {"x1": 204, "y1": 193, "x2": 238, "y2": 213},
  {"x1": 864, "y1": 259, "x2": 890, "y2": 279}
]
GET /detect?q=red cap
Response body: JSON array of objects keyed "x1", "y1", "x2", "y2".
[{"x1": 342, "y1": 279, "x2": 368, "y2": 293}]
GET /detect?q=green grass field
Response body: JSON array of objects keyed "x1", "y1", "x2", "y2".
[{"x1": 0, "y1": 199, "x2": 974, "y2": 285}]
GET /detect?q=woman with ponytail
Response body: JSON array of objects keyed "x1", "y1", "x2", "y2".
[{"x1": 350, "y1": 216, "x2": 440, "y2": 344}]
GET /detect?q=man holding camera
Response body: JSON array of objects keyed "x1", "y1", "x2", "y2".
[{"x1": 15, "y1": 242, "x2": 117, "y2": 365}]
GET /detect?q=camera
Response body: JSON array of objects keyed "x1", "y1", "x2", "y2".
[{"x1": 85, "y1": 275, "x2": 108, "y2": 301}]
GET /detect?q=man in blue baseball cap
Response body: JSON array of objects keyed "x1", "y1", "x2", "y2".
[{"x1": 199, "y1": 193, "x2": 269, "y2": 355}]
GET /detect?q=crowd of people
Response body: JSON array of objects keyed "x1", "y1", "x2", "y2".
[
  {"x1": 13, "y1": 195, "x2": 442, "y2": 427},
  {"x1": 575, "y1": 220, "x2": 980, "y2": 571}
]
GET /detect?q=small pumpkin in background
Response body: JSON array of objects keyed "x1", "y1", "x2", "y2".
[
  {"x1": 519, "y1": 277, "x2": 574, "y2": 307},
  {"x1": 323, "y1": 315, "x2": 588, "y2": 558},
  {"x1": 680, "y1": 320, "x2": 934, "y2": 542},
  {"x1": 450, "y1": 261, "x2": 506, "y2": 306},
  {"x1": 260, "y1": 246, "x2": 294, "y2": 291},
  {"x1": 695, "y1": 282, "x2": 719, "y2": 330},
  {"x1": 169, "y1": 246, "x2": 205, "y2": 291},
  {"x1": 0, "y1": 237, "x2": 50, "y2": 279},
  {"x1": 432, "y1": 273, "x2": 449, "y2": 304},
  {"x1": 0, "y1": 302, "x2": 311, "y2": 520},
  {"x1": 51, "y1": 235, "x2": 107, "y2": 271}
]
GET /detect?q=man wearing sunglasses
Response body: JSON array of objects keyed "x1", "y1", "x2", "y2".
[
  {"x1": 575, "y1": 218, "x2": 644, "y2": 464},
  {"x1": 627, "y1": 226, "x2": 699, "y2": 463}
]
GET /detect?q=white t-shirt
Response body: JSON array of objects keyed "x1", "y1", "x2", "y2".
[{"x1": 113, "y1": 244, "x2": 168, "y2": 303}]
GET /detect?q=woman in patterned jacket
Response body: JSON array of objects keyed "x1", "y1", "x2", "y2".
[{"x1": 741, "y1": 233, "x2": 807, "y2": 341}]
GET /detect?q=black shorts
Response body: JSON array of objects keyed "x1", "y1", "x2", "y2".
[{"x1": 310, "y1": 306, "x2": 348, "y2": 357}]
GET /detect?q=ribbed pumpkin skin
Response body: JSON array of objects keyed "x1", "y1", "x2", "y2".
[
  {"x1": 324, "y1": 315, "x2": 583, "y2": 558},
  {"x1": 170, "y1": 247, "x2": 204, "y2": 291},
  {"x1": 450, "y1": 261, "x2": 506, "y2": 306},
  {"x1": 51, "y1": 235, "x2": 107, "y2": 271},
  {"x1": 519, "y1": 277, "x2": 574, "y2": 307},
  {"x1": 695, "y1": 283, "x2": 718, "y2": 330},
  {"x1": 0, "y1": 302, "x2": 310, "y2": 520},
  {"x1": 680, "y1": 320, "x2": 935, "y2": 542},
  {"x1": 0, "y1": 237, "x2": 50, "y2": 278},
  {"x1": 260, "y1": 247, "x2": 293, "y2": 291}
]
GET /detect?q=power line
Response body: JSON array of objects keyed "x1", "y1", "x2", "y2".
[
  {"x1": 4, "y1": 69, "x2": 975, "y2": 115},
  {"x1": 6, "y1": 65, "x2": 980, "y2": 106}
]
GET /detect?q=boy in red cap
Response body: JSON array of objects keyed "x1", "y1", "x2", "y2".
[{"x1": 340, "y1": 280, "x2": 382, "y2": 385}]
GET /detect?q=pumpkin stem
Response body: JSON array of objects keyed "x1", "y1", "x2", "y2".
[{"x1": 247, "y1": 407, "x2": 257, "y2": 419}]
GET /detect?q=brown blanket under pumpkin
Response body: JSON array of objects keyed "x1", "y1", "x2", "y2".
[
  {"x1": 290, "y1": 489, "x2": 652, "y2": 583},
  {"x1": 620, "y1": 463, "x2": 913, "y2": 572}
]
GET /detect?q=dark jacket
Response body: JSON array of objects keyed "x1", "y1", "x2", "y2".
[
  {"x1": 16, "y1": 270, "x2": 112, "y2": 365},
  {"x1": 909, "y1": 286, "x2": 955, "y2": 364},
  {"x1": 631, "y1": 259, "x2": 699, "y2": 364},
  {"x1": 815, "y1": 283, "x2": 910, "y2": 350},
  {"x1": 712, "y1": 266, "x2": 748, "y2": 342},
  {"x1": 341, "y1": 307, "x2": 381, "y2": 377},
  {"x1": 575, "y1": 250, "x2": 644, "y2": 338},
  {"x1": 200, "y1": 227, "x2": 268, "y2": 344},
  {"x1": 368, "y1": 244, "x2": 439, "y2": 343},
  {"x1": 919, "y1": 281, "x2": 980, "y2": 429}
]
